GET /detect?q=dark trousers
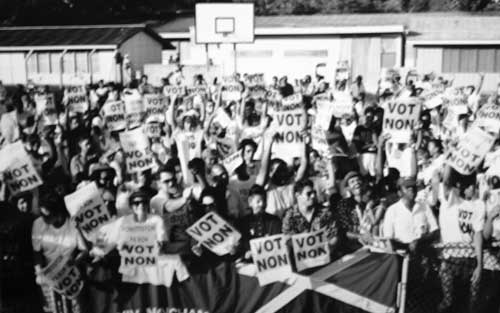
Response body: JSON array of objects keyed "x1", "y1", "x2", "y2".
[{"x1": 478, "y1": 270, "x2": 500, "y2": 313}]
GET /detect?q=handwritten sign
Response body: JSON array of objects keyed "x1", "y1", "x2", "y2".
[
  {"x1": 119, "y1": 127, "x2": 154, "y2": 173},
  {"x1": 281, "y1": 93, "x2": 302, "y2": 110},
  {"x1": 119, "y1": 224, "x2": 158, "y2": 272},
  {"x1": 0, "y1": 142, "x2": 42, "y2": 195},
  {"x1": 163, "y1": 85, "x2": 185, "y2": 99},
  {"x1": 383, "y1": 98, "x2": 421, "y2": 143},
  {"x1": 291, "y1": 230, "x2": 331, "y2": 271},
  {"x1": 222, "y1": 150, "x2": 244, "y2": 175},
  {"x1": 64, "y1": 182, "x2": 111, "y2": 241},
  {"x1": 124, "y1": 91, "x2": 144, "y2": 128},
  {"x1": 332, "y1": 92, "x2": 354, "y2": 117},
  {"x1": 102, "y1": 100, "x2": 127, "y2": 131},
  {"x1": 250, "y1": 234, "x2": 292, "y2": 286},
  {"x1": 221, "y1": 83, "x2": 242, "y2": 102},
  {"x1": 186, "y1": 212, "x2": 241, "y2": 256},
  {"x1": 143, "y1": 94, "x2": 167, "y2": 123},
  {"x1": 446, "y1": 127, "x2": 495, "y2": 175},
  {"x1": 475, "y1": 104, "x2": 500, "y2": 134},
  {"x1": 65, "y1": 85, "x2": 88, "y2": 113},
  {"x1": 41, "y1": 254, "x2": 83, "y2": 299},
  {"x1": 144, "y1": 122, "x2": 162, "y2": 139},
  {"x1": 271, "y1": 109, "x2": 305, "y2": 163}
]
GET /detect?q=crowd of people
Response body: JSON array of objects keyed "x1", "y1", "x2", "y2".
[{"x1": 1, "y1": 65, "x2": 500, "y2": 313}]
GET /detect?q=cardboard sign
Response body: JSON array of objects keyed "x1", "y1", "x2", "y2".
[
  {"x1": 119, "y1": 224, "x2": 159, "y2": 272},
  {"x1": 222, "y1": 150, "x2": 244, "y2": 174},
  {"x1": 163, "y1": 85, "x2": 185, "y2": 99},
  {"x1": 65, "y1": 86, "x2": 88, "y2": 113},
  {"x1": 271, "y1": 109, "x2": 305, "y2": 163},
  {"x1": 221, "y1": 83, "x2": 242, "y2": 102},
  {"x1": 41, "y1": 254, "x2": 83, "y2": 299},
  {"x1": 311, "y1": 126, "x2": 336, "y2": 158},
  {"x1": 421, "y1": 90, "x2": 443, "y2": 109},
  {"x1": 221, "y1": 76, "x2": 238, "y2": 84},
  {"x1": 332, "y1": 92, "x2": 354, "y2": 117},
  {"x1": 246, "y1": 73, "x2": 265, "y2": 86},
  {"x1": 248, "y1": 85, "x2": 267, "y2": 99},
  {"x1": 119, "y1": 127, "x2": 154, "y2": 173},
  {"x1": 0, "y1": 141, "x2": 42, "y2": 195},
  {"x1": 143, "y1": 94, "x2": 167, "y2": 123},
  {"x1": 64, "y1": 182, "x2": 111, "y2": 240},
  {"x1": 144, "y1": 122, "x2": 162, "y2": 139},
  {"x1": 0, "y1": 111, "x2": 20, "y2": 143},
  {"x1": 35, "y1": 93, "x2": 56, "y2": 115},
  {"x1": 315, "y1": 97, "x2": 335, "y2": 130},
  {"x1": 186, "y1": 212, "x2": 241, "y2": 256},
  {"x1": 186, "y1": 85, "x2": 208, "y2": 96},
  {"x1": 291, "y1": 230, "x2": 331, "y2": 271},
  {"x1": 267, "y1": 89, "x2": 281, "y2": 103},
  {"x1": 383, "y1": 98, "x2": 421, "y2": 143},
  {"x1": 124, "y1": 91, "x2": 144, "y2": 128},
  {"x1": 281, "y1": 93, "x2": 302, "y2": 110},
  {"x1": 475, "y1": 104, "x2": 500, "y2": 134},
  {"x1": 446, "y1": 127, "x2": 496, "y2": 175},
  {"x1": 250, "y1": 234, "x2": 292, "y2": 286},
  {"x1": 102, "y1": 100, "x2": 127, "y2": 131}
]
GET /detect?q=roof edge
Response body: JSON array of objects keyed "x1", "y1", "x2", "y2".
[{"x1": 0, "y1": 24, "x2": 147, "y2": 30}]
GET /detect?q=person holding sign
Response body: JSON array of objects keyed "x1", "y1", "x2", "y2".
[{"x1": 282, "y1": 179, "x2": 338, "y2": 252}]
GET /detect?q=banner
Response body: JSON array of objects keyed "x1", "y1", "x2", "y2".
[
  {"x1": 124, "y1": 91, "x2": 144, "y2": 128},
  {"x1": 271, "y1": 109, "x2": 305, "y2": 163},
  {"x1": 0, "y1": 141, "x2": 42, "y2": 195},
  {"x1": 163, "y1": 85, "x2": 185, "y2": 100},
  {"x1": 119, "y1": 224, "x2": 159, "y2": 273},
  {"x1": 186, "y1": 212, "x2": 241, "y2": 256},
  {"x1": 102, "y1": 100, "x2": 127, "y2": 131},
  {"x1": 41, "y1": 254, "x2": 83, "y2": 299},
  {"x1": 281, "y1": 93, "x2": 302, "y2": 110},
  {"x1": 291, "y1": 230, "x2": 331, "y2": 271},
  {"x1": 64, "y1": 85, "x2": 88, "y2": 113},
  {"x1": 119, "y1": 127, "x2": 154, "y2": 173},
  {"x1": 64, "y1": 182, "x2": 111, "y2": 241},
  {"x1": 250, "y1": 234, "x2": 292, "y2": 286},
  {"x1": 143, "y1": 94, "x2": 167, "y2": 123},
  {"x1": 222, "y1": 150, "x2": 244, "y2": 175},
  {"x1": 475, "y1": 104, "x2": 500, "y2": 134},
  {"x1": 383, "y1": 98, "x2": 421, "y2": 142},
  {"x1": 221, "y1": 83, "x2": 242, "y2": 102},
  {"x1": 446, "y1": 127, "x2": 496, "y2": 175}
]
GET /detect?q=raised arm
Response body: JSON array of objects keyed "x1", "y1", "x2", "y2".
[{"x1": 255, "y1": 129, "x2": 275, "y2": 187}]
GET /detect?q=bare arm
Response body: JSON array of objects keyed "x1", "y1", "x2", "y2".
[{"x1": 255, "y1": 130, "x2": 275, "y2": 187}]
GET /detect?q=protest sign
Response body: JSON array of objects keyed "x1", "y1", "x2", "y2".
[
  {"x1": 250, "y1": 234, "x2": 292, "y2": 286},
  {"x1": 186, "y1": 85, "x2": 208, "y2": 96},
  {"x1": 315, "y1": 96, "x2": 335, "y2": 130},
  {"x1": 291, "y1": 230, "x2": 331, "y2": 271},
  {"x1": 267, "y1": 89, "x2": 281, "y2": 103},
  {"x1": 143, "y1": 94, "x2": 167, "y2": 123},
  {"x1": 332, "y1": 92, "x2": 354, "y2": 117},
  {"x1": 221, "y1": 76, "x2": 238, "y2": 85},
  {"x1": 35, "y1": 93, "x2": 56, "y2": 115},
  {"x1": 421, "y1": 90, "x2": 443, "y2": 110},
  {"x1": 446, "y1": 127, "x2": 496, "y2": 175},
  {"x1": 0, "y1": 110, "x2": 20, "y2": 143},
  {"x1": 102, "y1": 100, "x2": 127, "y2": 131},
  {"x1": 475, "y1": 104, "x2": 500, "y2": 134},
  {"x1": 144, "y1": 122, "x2": 162, "y2": 139},
  {"x1": 119, "y1": 127, "x2": 154, "y2": 173},
  {"x1": 64, "y1": 182, "x2": 111, "y2": 240},
  {"x1": 186, "y1": 212, "x2": 241, "y2": 256},
  {"x1": 163, "y1": 85, "x2": 185, "y2": 99},
  {"x1": 271, "y1": 109, "x2": 305, "y2": 163},
  {"x1": 248, "y1": 85, "x2": 267, "y2": 99},
  {"x1": 382, "y1": 98, "x2": 421, "y2": 142},
  {"x1": 124, "y1": 91, "x2": 144, "y2": 128},
  {"x1": 0, "y1": 141, "x2": 42, "y2": 195},
  {"x1": 281, "y1": 93, "x2": 302, "y2": 110},
  {"x1": 65, "y1": 85, "x2": 88, "y2": 113},
  {"x1": 119, "y1": 224, "x2": 159, "y2": 272},
  {"x1": 444, "y1": 93, "x2": 467, "y2": 107},
  {"x1": 221, "y1": 83, "x2": 242, "y2": 102},
  {"x1": 246, "y1": 73, "x2": 265, "y2": 86},
  {"x1": 222, "y1": 150, "x2": 244, "y2": 175},
  {"x1": 41, "y1": 254, "x2": 83, "y2": 299},
  {"x1": 311, "y1": 126, "x2": 337, "y2": 158}
]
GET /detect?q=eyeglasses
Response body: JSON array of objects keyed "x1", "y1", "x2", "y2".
[
  {"x1": 162, "y1": 178, "x2": 175, "y2": 184},
  {"x1": 131, "y1": 200, "x2": 148, "y2": 206}
]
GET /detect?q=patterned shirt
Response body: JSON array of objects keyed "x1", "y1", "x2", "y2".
[
  {"x1": 335, "y1": 197, "x2": 363, "y2": 235},
  {"x1": 282, "y1": 206, "x2": 337, "y2": 240}
]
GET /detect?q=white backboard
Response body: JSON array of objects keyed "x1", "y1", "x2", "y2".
[{"x1": 195, "y1": 3, "x2": 255, "y2": 44}]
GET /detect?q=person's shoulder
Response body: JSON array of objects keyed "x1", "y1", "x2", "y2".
[
  {"x1": 264, "y1": 212, "x2": 281, "y2": 222},
  {"x1": 32, "y1": 216, "x2": 45, "y2": 229}
]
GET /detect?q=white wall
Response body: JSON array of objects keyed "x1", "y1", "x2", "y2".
[{"x1": 0, "y1": 52, "x2": 27, "y2": 85}]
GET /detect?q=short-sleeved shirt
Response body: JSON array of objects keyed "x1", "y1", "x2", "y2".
[
  {"x1": 282, "y1": 206, "x2": 337, "y2": 240},
  {"x1": 32, "y1": 218, "x2": 85, "y2": 264},
  {"x1": 383, "y1": 199, "x2": 438, "y2": 244}
]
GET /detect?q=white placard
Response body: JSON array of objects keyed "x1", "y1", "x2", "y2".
[
  {"x1": 383, "y1": 98, "x2": 421, "y2": 143},
  {"x1": 291, "y1": 230, "x2": 331, "y2": 271},
  {"x1": 119, "y1": 127, "x2": 154, "y2": 173},
  {"x1": 250, "y1": 234, "x2": 292, "y2": 286}
]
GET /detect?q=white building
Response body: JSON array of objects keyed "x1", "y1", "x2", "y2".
[{"x1": 0, "y1": 24, "x2": 172, "y2": 86}]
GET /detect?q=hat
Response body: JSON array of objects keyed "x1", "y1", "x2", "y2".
[
  {"x1": 89, "y1": 163, "x2": 116, "y2": 180},
  {"x1": 398, "y1": 177, "x2": 417, "y2": 188},
  {"x1": 129, "y1": 190, "x2": 150, "y2": 204},
  {"x1": 343, "y1": 171, "x2": 361, "y2": 186}
]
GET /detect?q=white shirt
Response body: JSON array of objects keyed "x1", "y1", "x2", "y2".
[
  {"x1": 383, "y1": 199, "x2": 438, "y2": 244},
  {"x1": 266, "y1": 183, "x2": 295, "y2": 218}
]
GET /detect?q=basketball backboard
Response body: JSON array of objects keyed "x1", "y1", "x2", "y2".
[{"x1": 195, "y1": 3, "x2": 255, "y2": 44}]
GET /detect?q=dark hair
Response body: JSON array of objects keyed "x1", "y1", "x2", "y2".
[
  {"x1": 428, "y1": 139, "x2": 443, "y2": 153},
  {"x1": 248, "y1": 184, "x2": 266, "y2": 199},
  {"x1": 238, "y1": 138, "x2": 258, "y2": 152},
  {"x1": 165, "y1": 158, "x2": 180, "y2": 170},
  {"x1": 293, "y1": 179, "x2": 314, "y2": 195},
  {"x1": 39, "y1": 193, "x2": 68, "y2": 217}
]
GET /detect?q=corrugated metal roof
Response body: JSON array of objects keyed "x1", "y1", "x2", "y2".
[
  {"x1": 155, "y1": 12, "x2": 500, "y2": 42},
  {"x1": 0, "y1": 24, "x2": 173, "y2": 48}
]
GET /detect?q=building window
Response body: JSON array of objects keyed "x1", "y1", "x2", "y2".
[
  {"x1": 237, "y1": 50, "x2": 273, "y2": 57},
  {"x1": 283, "y1": 50, "x2": 327, "y2": 57},
  {"x1": 75, "y1": 52, "x2": 89, "y2": 73},
  {"x1": 381, "y1": 37, "x2": 398, "y2": 68},
  {"x1": 50, "y1": 53, "x2": 61, "y2": 74},
  {"x1": 37, "y1": 53, "x2": 50, "y2": 74},
  {"x1": 443, "y1": 48, "x2": 500, "y2": 73},
  {"x1": 91, "y1": 52, "x2": 100, "y2": 73},
  {"x1": 63, "y1": 52, "x2": 76, "y2": 74}
]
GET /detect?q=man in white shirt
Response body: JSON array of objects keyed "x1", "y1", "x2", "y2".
[{"x1": 383, "y1": 177, "x2": 439, "y2": 252}]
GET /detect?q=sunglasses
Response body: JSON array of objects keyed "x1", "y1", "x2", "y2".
[
  {"x1": 131, "y1": 199, "x2": 148, "y2": 206},
  {"x1": 162, "y1": 178, "x2": 175, "y2": 184}
]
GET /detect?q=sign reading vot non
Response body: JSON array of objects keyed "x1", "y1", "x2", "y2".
[
  {"x1": 41, "y1": 254, "x2": 84, "y2": 299},
  {"x1": 383, "y1": 98, "x2": 421, "y2": 142},
  {"x1": 291, "y1": 229, "x2": 331, "y2": 271},
  {"x1": 186, "y1": 212, "x2": 241, "y2": 256},
  {"x1": 250, "y1": 234, "x2": 292, "y2": 286},
  {"x1": 119, "y1": 224, "x2": 159, "y2": 273},
  {"x1": 0, "y1": 141, "x2": 42, "y2": 195},
  {"x1": 119, "y1": 127, "x2": 154, "y2": 173}
]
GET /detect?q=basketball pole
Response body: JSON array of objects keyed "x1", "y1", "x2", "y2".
[
  {"x1": 233, "y1": 43, "x2": 237, "y2": 75},
  {"x1": 205, "y1": 44, "x2": 210, "y2": 71}
]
